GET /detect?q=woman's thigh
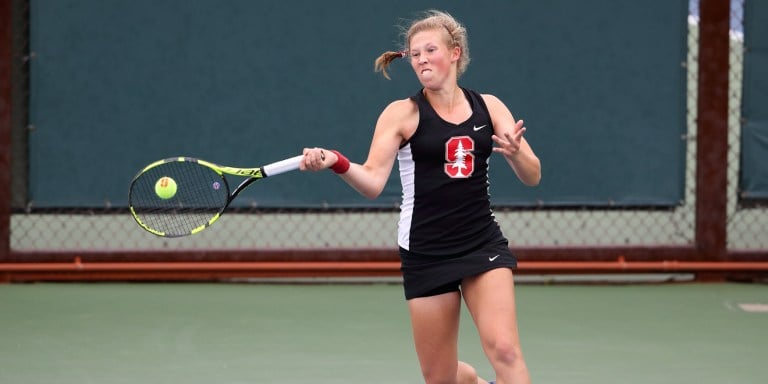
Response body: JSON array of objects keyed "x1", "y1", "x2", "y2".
[
  {"x1": 407, "y1": 291, "x2": 463, "y2": 377},
  {"x1": 461, "y1": 268, "x2": 522, "y2": 352}
]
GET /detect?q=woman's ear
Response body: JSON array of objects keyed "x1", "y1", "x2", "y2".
[{"x1": 451, "y1": 46, "x2": 461, "y2": 62}]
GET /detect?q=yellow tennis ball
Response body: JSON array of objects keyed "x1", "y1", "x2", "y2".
[{"x1": 155, "y1": 176, "x2": 177, "y2": 199}]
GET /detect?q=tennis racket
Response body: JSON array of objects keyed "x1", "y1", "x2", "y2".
[{"x1": 128, "y1": 155, "x2": 303, "y2": 237}]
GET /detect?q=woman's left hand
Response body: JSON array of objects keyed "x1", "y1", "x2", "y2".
[{"x1": 492, "y1": 119, "x2": 526, "y2": 158}]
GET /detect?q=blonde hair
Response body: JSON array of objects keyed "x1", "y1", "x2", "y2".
[{"x1": 375, "y1": 10, "x2": 470, "y2": 80}]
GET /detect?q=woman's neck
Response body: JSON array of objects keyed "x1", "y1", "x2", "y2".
[
  {"x1": 424, "y1": 85, "x2": 462, "y2": 112},
  {"x1": 423, "y1": 85, "x2": 470, "y2": 125}
]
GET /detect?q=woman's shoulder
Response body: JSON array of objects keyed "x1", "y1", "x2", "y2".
[
  {"x1": 375, "y1": 97, "x2": 419, "y2": 140},
  {"x1": 477, "y1": 93, "x2": 510, "y2": 114},
  {"x1": 459, "y1": 87, "x2": 501, "y2": 108},
  {"x1": 477, "y1": 92, "x2": 501, "y2": 104},
  {"x1": 381, "y1": 97, "x2": 418, "y2": 118}
]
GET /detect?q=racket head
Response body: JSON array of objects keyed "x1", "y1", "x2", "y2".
[{"x1": 128, "y1": 157, "x2": 231, "y2": 237}]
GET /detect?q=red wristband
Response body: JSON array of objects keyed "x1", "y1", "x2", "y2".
[{"x1": 330, "y1": 150, "x2": 350, "y2": 174}]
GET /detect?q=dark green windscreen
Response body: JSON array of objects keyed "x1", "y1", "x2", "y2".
[
  {"x1": 740, "y1": 0, "x2": 768, "y2": 202},
  {"x1": 28, "y1": 0, "x2": 688, "y2": 208}
]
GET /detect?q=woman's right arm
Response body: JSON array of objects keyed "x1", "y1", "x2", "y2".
[{"x1": 302, "y1": 98, "x2": 416, "y2": 199}]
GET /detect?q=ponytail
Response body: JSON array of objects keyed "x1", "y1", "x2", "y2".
[{"x1": 374, "y1": 51, "x2": 406, "y2": 80}]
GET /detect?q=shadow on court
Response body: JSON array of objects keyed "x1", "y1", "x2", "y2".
[{"x1": 1, "y1": 282, "x2": 766, "y2": 383}]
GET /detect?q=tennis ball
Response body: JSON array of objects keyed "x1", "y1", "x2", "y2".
[{"x1": 155, "y1": 176, "x2": 177, "y2": 199}]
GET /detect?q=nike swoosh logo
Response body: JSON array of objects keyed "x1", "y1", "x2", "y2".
[
  {"x1": 489, "y1": 255, "x2": 500, "y2": 261},
  {"x1": 473, "y1": 125, "x2": 487, "y2": 131}
]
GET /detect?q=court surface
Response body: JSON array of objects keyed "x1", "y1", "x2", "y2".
[{"x1": 1, "y1": 281, "x2": 766, "y2": 383}]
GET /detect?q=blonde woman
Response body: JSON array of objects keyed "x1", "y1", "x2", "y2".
[{"x1": 302, "y1": 10, "x2": 539, "y2": 384}]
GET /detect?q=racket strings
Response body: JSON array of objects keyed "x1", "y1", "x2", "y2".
[{"x1": 129, "y1": 161, "x2": 230, "y2": 236}]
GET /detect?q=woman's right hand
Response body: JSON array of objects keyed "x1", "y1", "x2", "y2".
[{"x1": 300, "y1": 147, "x2": 337, "y2": 171}]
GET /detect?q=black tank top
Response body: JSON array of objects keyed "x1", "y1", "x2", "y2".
[{"x1": 397, "y1": 88, "x2": 505, "y2": 255}]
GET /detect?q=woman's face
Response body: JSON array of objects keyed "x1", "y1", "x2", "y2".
[{"x1": 408, "y1": 28, "x2": 459, "y2": 88}]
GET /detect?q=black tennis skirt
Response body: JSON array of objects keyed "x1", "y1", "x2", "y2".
[{"x1": 399, "y1": 235, "x2": 517, "y2": 300}]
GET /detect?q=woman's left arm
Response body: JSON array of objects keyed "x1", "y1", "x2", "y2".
[{"x1": 483, "y1": 94, "x2": 541, "y2": 186}]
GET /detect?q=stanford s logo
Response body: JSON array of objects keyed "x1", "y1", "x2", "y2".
[{"x1": 444, "y1": 136, "x2": 475, "y2": 178}]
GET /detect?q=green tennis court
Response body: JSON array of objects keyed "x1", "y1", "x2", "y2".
[
  {"x1": 1, "y1": 282, "x2": 766, "y2": 383},
  {"x1": 2, "y1": 2, "x2": 767, "y2": 383}
]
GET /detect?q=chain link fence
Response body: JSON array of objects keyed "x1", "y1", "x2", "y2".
[
  {"x1": 723, "y1": 0, "x2": 768, "y2": 250},
  {"x1": 7, "y1": 0, "x2": 766, "y2": 255}
]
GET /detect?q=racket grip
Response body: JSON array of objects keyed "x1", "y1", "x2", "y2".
[{"x1": 263, "y1": 155, "x2": 304, "y2": 177}]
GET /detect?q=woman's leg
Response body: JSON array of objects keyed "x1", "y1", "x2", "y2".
[
  {"x1": 462, "y1": 268, "x2": 530, "y2": 384},
  {"x1": 408, "y1": 291, "x2": 485, "y2": 384}
]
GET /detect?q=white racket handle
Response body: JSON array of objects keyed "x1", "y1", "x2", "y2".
[{"x1": 263, "y1": 155, "x2": 303, "y2": 177}]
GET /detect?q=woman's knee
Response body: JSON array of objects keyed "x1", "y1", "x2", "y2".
[{"x1": 487, "y1": 340, "x2": 525, "y2": 366}]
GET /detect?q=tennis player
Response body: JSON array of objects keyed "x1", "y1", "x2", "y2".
[{"x1": 302, "y1": 10, "x2": 539, "y2": 384}]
